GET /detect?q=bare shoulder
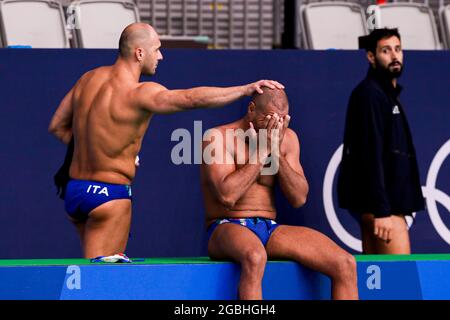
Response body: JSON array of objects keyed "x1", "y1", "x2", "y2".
[
  {"x1": 82, "y1": 66, "x2": 109, "y2": 79},
  {"x1": 201, "y1": 123, "x2": 237, "y2": 171},
  {"x1": 285, "y1": 127, "x2": 300, "y2": 145},
  {"x1": 202, "y1": 124, "x2": 228, "y2": 145},
  {"x1": 133, "y1": 81, "x2": 168, "y2": 104},
  {"x1": 206, "y1": 122, "x2": 241, "y2": 139},
  {"x1": 73, "y1": 70, "x2": 91, "y2": 88},
  {"x1": 201, "y1": 122, "x2": 237, "y2": 151},
  {"x1": 280, "y1": 127, "x2": 301, "y2": 156},
  {"x1": 211, "y1": 123, "x2": 233, "y2": 134},
  {"x1": 75, "y1": 66, "x2": 108, "y2": 88},
  {"x1": 136, "y1": 81, "x2": 166, "y2": 94}
]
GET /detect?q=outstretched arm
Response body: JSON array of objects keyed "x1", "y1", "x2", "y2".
[
  {"x1": 136, "y1": 80, "x2": 284, "y2": 114},
  {"x1": 48, "y1": 88, "x2": 74, "y2": 144}
]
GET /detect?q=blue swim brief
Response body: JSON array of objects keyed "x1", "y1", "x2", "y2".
[
  {"x1": 207, "y1": 217, "x2": 279, "y2": 246},
  {"x1": 65, "y1": 179, "x2": 132, "y2": 221}
]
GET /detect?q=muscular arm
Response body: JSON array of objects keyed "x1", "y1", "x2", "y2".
[
  {"x1": 48, "y1": 88, "x2": 74, "y2": 144},
  {"x1": 202, "y1": 132, "x2": 269, "y2": 209},
  {"x1": 277, "y1": 129, "x2": 309, "y2": 208},
  {"x1": 136, "y1": 80, "x2": 284, "y2": 114}
]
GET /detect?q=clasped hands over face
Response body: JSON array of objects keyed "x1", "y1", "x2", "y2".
[{"x1": 249, "y1": 113, "x2": 291, "y2": 156}]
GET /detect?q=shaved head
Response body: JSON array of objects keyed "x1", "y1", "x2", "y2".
[
  {"x1": 251, "y1": 87, "x2": 289, "y2": 113},
  {"x1": 119, "y1": 23, "x2": 158, "y2": 58},
  {"x1": 246, "y1": 87, "x2": 289, "y2": 131},
  {"x1": 117, "y1": 23, "x2": 163, "y2": 76}
]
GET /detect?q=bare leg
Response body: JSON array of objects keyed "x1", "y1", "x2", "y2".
[
  {"x1": 360, "y1": 217, "x2": 375, "y2": 254},
  {"x1": 361, "y1": 214, "x2": 411, "y2": 254},
  {"x1": 208, "y1": 223, "x2": 267, "y2": 300},
  {"x1": 266, "y1": 225, "x2": 358, "y2": 300},
  {"x1": 81, "y1": 199, "x2": 132, "y2": 258},
  {"x1": 69, "y1": 217, "x2": 86, "y2": 253}
]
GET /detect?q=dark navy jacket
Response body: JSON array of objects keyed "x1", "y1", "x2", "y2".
[{"x1": 337, "y1": 67, "x2": 425, "y2": 217}]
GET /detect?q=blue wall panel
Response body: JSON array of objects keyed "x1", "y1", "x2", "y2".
[{"x1": 0, "y1": 49, "x2": 449, "y2": 258}]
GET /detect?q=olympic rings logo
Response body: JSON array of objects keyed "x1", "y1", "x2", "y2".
[{"x1": 323, "y1": 139, "x2": 450, "y2": 252}]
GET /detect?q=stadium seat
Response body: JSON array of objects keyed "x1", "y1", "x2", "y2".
[
  {"x1": 376, "y1": 3, "x2": 441, "y2": 50},
  {"x1": 0, "y1": 0, "x2": 69, "y2": 48},
  {"x1": 439, "y1": 4, "x2": 450, "y2": 49},
  {"x1": 69, "y1": 0, "x2": 140, "y2": 48},
  {"x1": 298, "y1": 1, "x2": 368, "y2": 49}
]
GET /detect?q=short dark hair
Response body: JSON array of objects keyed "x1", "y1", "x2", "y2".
[{"x1": 359, "y1": 28, "x2": 401, "y2": 54}]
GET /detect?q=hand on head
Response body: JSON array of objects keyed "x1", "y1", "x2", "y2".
[{"x1": 246, "y1": 80, "x2": 285, "y2": 96}]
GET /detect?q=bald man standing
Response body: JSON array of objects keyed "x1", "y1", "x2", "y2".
[{"x1": 48, "y1": 23, "x2": 284, "y2": 258}]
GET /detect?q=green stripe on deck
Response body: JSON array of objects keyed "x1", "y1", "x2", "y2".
[
  {"x1": 0, "y1": 257, "x2": 216, "y2": 267},
  {"x1": 355, "y1": 254, "x2": 450, "y2": 262},
  {"x1": 0, "y1": 254, "x2": 449, "y2": 267}
]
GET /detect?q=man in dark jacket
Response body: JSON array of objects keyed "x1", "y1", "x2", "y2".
[{"x1": 337, "y1": 28, "x2": 424, "y2": 254}]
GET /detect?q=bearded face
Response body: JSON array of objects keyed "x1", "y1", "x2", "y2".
[{"x1": 372, "y1": 36, "x2": 404, "y2": 79}]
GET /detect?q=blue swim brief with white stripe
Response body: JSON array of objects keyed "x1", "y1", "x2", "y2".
[{"x1": 207, "y1": 217, "x2": 279, "y2": 246}]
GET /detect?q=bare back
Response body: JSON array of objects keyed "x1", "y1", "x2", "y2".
[{"x1": 70, "y1": 66, "x2": 152, "y2": 184}]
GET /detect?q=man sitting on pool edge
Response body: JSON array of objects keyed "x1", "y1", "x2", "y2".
[{"x1": 200, "y1": 87, "x2": 358, "y2": 300}]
